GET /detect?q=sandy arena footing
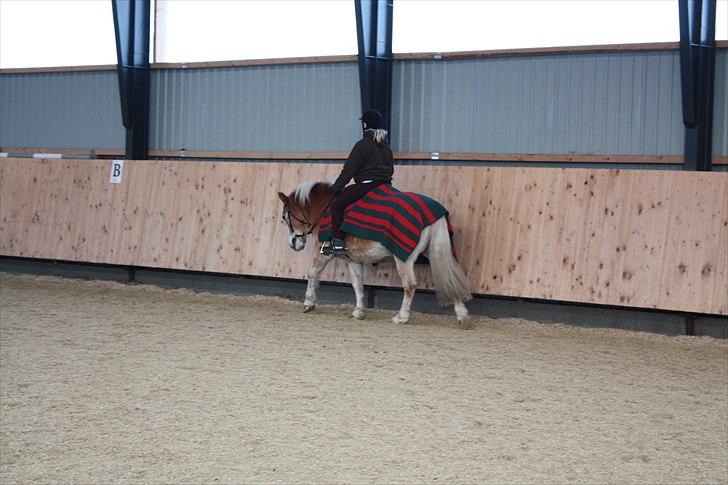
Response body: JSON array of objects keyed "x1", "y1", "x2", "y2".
[{"x1": 1, "y1": 273, "x2": 726, "y2": 483}]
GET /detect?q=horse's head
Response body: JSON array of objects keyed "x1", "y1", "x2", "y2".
[{"x1": 278, "y1": 180, "x2": 333, "y2": 251}]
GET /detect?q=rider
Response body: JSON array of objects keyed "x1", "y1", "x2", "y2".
[{"x1": 321, "y1": 109, "x2": 394, "y2": 256}]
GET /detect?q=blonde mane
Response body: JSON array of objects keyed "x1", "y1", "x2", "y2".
[{"x1": 292, "y1": 180, "x2": 332, "y2": 205}]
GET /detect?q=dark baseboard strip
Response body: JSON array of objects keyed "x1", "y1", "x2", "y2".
[{"x1": 1, "y1": 256, "x2": 725, "y2": 338}]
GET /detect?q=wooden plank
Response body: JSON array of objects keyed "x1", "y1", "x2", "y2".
[
  {"x1": 4, "y1": 41, "x2": 726, "y2": 74},
  {"x1": 152, "y1": 55, "x2": 358, "y2": 70},
  {"x1": 0, "y1": 147, "x2": 694, "y2": 164},
  {"x1": 0, "y1": 147, "x2": 125, "y2": 157},
  {"x1": 394, "y1": 42, "x2": 684, "y2": 61},
  {"x1": 0, "y1": 147, "x2": 92, "y2": 156},
  {"x1": 0, "y1": 65, "x2": 117, "y2": 74},
  {"x1": 94, "y1": 148, "x2": 126, "y2": 157},
  {"x1": 1, "y1": 158, "x2": 726, "y2": 315},
  {"x1": 150, "y1": 149, "x2": 684, "y2": 164},
  {"x1": 148, "y1": 150, "x2": 350, "y2": 160},
  {"x1": 433, "y1": 153, "x2": 683, "y2": 164}
]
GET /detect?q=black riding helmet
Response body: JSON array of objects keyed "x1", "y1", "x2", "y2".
[{"x1": 359, "y1": 109, "x2": 384, "y2": 129}]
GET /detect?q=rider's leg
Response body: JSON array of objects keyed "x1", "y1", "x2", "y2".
[{"x1": 324, "y1": 182, "x2": 382, "y2": 254}]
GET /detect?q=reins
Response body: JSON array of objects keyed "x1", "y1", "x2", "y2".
[{"x1": 284, "y1": 197, "x2": 334, "y2": 239}]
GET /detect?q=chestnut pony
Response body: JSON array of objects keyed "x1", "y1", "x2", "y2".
[{"x1": 278, "y1": 181, "x2": 472, "y2": 327}]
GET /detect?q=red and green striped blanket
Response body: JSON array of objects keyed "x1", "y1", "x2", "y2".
[{"x1": 318, "y1": 184, "x2": 454, "y2": 262}]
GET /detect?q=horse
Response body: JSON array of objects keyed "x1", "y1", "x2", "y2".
[{"x1": 277, "y1": 180, "x2": 473, "y2": 327}]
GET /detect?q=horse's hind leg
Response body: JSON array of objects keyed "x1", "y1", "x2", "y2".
[
  {"x1": 392, "y1": 258, "x2": 416, "y2": 324},
  {"x1": 304, "y1": 250, "x2": 333, "y2": 312},
  {"x1": 347, "y1": 261, "x2": 366, "y2": 320},
  {"x1": 454, "y1": 301, "x2": 471, "y2": 328}
]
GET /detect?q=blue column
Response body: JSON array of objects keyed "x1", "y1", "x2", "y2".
[
  {"x1": 112, "y1": 0, "x2": 151, "y2": 160},
  {"x1": 354, "y1": 0, "x2": 394, "y2": 135},
  {"x1": 679, "y1": 0, "x2": 716, "y2": 171}
]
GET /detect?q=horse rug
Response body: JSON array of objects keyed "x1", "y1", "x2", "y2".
[{"x1": 318, "y1": 184, "x2": 455, "y2": 262}]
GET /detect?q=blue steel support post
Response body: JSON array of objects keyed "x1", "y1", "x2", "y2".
[
  {"x1": 354, "y1": 0, "x2": 394, "y2": 135},
  {"x1": 112, "y1": 0, "x2": 151, "y2": 160},
  {"x1": 679, "y1": 0, "x2": 716, "y2": 171}
]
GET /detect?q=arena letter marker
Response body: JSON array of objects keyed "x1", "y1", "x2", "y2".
[{"x1": 109, "y1": 160, "x2": 124, "y2": 184}]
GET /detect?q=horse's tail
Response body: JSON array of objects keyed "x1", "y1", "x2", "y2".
[{"x1": 428, "y1": 217, "x2": 472, "y2": 306}]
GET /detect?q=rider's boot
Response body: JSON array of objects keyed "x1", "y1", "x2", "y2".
[{"x1": 321, "y1": 237, "x2": 346, "y2": 256}]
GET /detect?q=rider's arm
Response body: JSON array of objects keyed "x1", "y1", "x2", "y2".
[{"x1": 331, "y1": 140, "x2": 367, "y2": 194}]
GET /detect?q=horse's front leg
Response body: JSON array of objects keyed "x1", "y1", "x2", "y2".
[
  {"x1": 304, "y1": 247, "x2": 333, "y2": 312},
  {"x1": 347, "y1": 261, "x2": 366, "y2": 320}
]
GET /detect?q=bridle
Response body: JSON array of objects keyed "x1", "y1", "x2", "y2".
[{"x1": 282, "y1": 198, "x2": 333, "y2": 239}]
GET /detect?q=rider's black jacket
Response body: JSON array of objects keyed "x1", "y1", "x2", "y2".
[{"x1": 331, "y1": 130, "x2": 394, "y2": 194}]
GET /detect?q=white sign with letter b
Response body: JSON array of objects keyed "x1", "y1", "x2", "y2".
[{"x1": 110, "y1": 160, "x2": 124, "y2": 183}]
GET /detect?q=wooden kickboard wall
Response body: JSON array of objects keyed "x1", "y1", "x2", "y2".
[{"x1": 1, "y1": 158, "x2": 726, "y2": 315}]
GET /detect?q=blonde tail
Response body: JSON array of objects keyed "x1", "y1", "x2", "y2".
[{"x1": 428, "y1": 217, "x2": 472, "y2": 306}]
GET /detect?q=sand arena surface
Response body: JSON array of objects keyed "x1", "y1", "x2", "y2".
[{"x1": 0, "y1": 273, "x2": 726, "y2": 483}]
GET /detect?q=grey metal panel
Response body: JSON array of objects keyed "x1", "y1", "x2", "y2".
[
  {"x1": 0, "y1": 71, "x2": 124, "y2": 149},
  {"x1": 392, "y1": 51, "x2": 685, "y2": 156},
  {"x1": 713, "y1": 50, "x2": 728, "y2": 157},
  {"x1": 1, "y1": 51, "x2": 724, "y2": 160},
  {"x1": 149, "y1": 62, "x2": 362, "y2": 152}
]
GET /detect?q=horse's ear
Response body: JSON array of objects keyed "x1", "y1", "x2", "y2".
[{"x1": 278, "y1": 192, "x2": 289, "y2": 205}]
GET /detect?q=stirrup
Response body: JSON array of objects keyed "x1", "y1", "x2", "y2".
[{"x1": 321, "y1": 238, "x2": 346, "y2": 256}]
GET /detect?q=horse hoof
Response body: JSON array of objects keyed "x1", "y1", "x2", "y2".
[
  {"x1": 352, "y1": 309, "x2": 365, "y2": 320},
  {"x1": 303, "y1": 304, "x2": 316, "y2": 313},
  {"x1": 391, "y1": 314, "x2": 409, "y2": 325},
  {"x1": 457, "y1": 315, "x2": 472, "y2": 329}
]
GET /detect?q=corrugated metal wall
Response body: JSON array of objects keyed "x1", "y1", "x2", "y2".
[
  {"x1": 713, "y1": 50, "x2": 728, "y2": 157},
  {"x1": 150, "y1": 63, "x2": 361, "y2": 152},
  {"x1": 0, "y1": 71, "x2": 123, "y2": 149},
  {"x1": 1, "y1": 50, "x2": 726, "y2": 159},
  {"x1": 392, "y1": 51, "x2": 684, "y2": 155}
]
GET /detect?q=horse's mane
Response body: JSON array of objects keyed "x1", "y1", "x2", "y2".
[{"x1": 292, "y1": 180, "x2": 333, "y2": 206}]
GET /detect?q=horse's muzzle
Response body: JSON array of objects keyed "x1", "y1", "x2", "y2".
[{"x1": 289, "y1": 235, "x2": 306, "y2": 251}]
